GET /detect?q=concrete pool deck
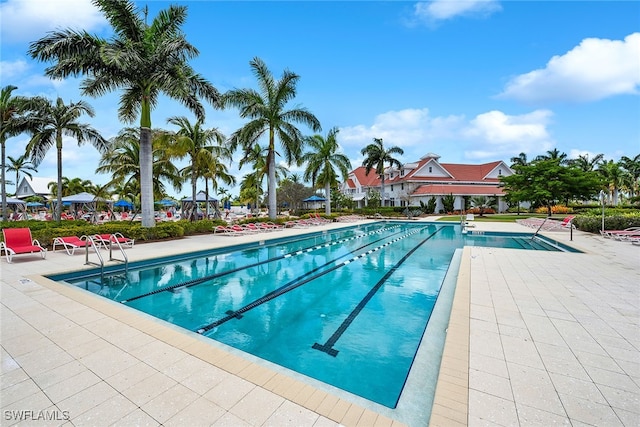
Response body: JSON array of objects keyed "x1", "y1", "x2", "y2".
[{"x1": 1, "y1": 219, "x2": 638, "y2": 426}]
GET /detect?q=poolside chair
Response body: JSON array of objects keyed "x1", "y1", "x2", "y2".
[
  {"x1": 600, "y1": 227, "x2": 640, "y2": 239},
  {"x1": 1, "y1": 228, "x2": 47, "y2": 263},
  {"x1": 541, "y1": 215, "x2": 575, "y2": 231},
  {"x1": 93, "y1": 233, "x2": 135, "y2": 248},
  {"x1": 53, "y1": 235, "x2": 94, "y2": 255}
]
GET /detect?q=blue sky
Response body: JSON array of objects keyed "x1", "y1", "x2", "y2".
[{"x1": 1, "y1": 0, "x2": 639, "y2": 199}]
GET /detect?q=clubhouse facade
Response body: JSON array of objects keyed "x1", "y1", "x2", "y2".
[{"x1": 340, "y1": 153, "x2": 514, "y2": 213}]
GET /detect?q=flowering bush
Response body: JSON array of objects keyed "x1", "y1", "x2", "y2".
[{"x1": 534, "y1": 205, "x2": 573, "y2": 214}]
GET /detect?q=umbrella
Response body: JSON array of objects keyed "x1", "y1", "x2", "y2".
[
  {"x1": 156, "y1": 198, "x2": 176, "y2": 206},
  {"x1": 303, "y1": 195, "x2": 326, "y2": 202},
  {"x1": 25, "y1": 202, "x2": 44, "y2": 207},
  {"x1": 114, "y1": 200, "x2": 133, "y2": 208}
]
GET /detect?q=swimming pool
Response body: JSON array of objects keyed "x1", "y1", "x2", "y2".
[{"x1": 49, "y1": 222, "x2": 575, "y2": 411}]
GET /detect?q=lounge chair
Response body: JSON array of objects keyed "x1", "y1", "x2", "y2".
[
  {"x1": 543, "y1": 215, "x2": 575, "y2": 231},
  {"x1": 1, "y1": 228, "x2": 47, "y2": 263},
  {"x1": 600, "y1": 227, "x2": 640, "y2": 239},
  {"x1": 93, "y1": 233, "x2": 135, "y2": 248},
  {"x1": 53, "y1": 235, "x2": 94, "y2": 255}
]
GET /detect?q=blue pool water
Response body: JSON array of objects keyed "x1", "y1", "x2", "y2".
[{"x1": 49, "y1": 222, "x2": 574, "y2": 408}]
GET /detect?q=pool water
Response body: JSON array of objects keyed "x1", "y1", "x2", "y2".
[{"x1": 51, "y1": 222, "x2": 572, "y2": 409}]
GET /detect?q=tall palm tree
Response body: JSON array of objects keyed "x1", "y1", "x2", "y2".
[
  {"x1": 24, "y1": 97, "x2": 109, "y2": 220},
  {"x1": 29, "y1": 0, "x2": 220, "y2": 227},
  {"x1": 0, "y1": 85, "x2": 41, "y2": 219},
  {"x1": 301, "y1": 127, "x2": 351, "y2": 215},
  {"x1": 361, "y1": 137, "x2": 404, "y2": 207},
  {"x1": 223, "y1": 57, "x2": 321, "y2": 219},
  {"x1": 199, "y1": 155, "x2": 236, "y2": 218},
  {"x1": 7, "y1": 154, "x2": 38, "y2": 195},
  {"x1": 164, "y1": 116, "x2": 225, "y2": 220},
  {"x1": 96, "y1": 127, "x2": 182, "y2": 201}
]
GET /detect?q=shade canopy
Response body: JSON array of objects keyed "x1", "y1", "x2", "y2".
[
  {"x1": 303, "y1": 195, "x2": 326, "y2": 202},
  {"x1": 60, "y1": 192, "x2": 110, "y2": 203},
  {"x1": 180, "y1": 191, "x2": 218, "y2": 202},
  {"x1": 114, "y1": 200, "x2": 134, "y2": 208}
]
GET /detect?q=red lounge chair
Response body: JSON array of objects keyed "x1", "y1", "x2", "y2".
[
  {"x1": 53, "y1": 235, "x2": 94, "y2": 255},
  {"x1": 93, "y1": 233, "x2": 135, "y2": 248},
  {"x1": 1, "y1": 228, "x2": 47, "y2": 263}
]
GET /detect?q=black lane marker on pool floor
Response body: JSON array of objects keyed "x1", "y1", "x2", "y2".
[
  {"x1": 120, "y1": 224, "x2": 401, "y2": 304},
  {"x1": 312, "y1": 227, "x2": 443, "y2": 357},
  {"x1": 196, "y1": 225, "x2": 432, "y2": 335}
]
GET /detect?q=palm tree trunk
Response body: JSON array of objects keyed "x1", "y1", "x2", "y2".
[
  {"x1": 139, "y1": 127, "x2": 155, "y2": 227},
  {"x1": 55, "y1": 132, "x2": 63, "y2": 221},
  {"x1": 1, "y1": 137, "x2": 7, "y2": 220},
  {"x1": 267, "y1": 148, "x2": 277, "y2": 220},
  {"x1": 380, "y1": 177, "x2": 386, "y2": 208},
  {"x1": 191, "y1": 169, "x2": 197, "y2": 221},
  {"x1": 325, "y1": 182, "x2": 331, "y2": 215}
]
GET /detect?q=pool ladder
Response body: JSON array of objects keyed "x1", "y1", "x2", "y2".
[{"x1": 84, "y1": 235, "x2": 129, "y2": 280}]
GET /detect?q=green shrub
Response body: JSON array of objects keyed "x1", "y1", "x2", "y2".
[{"x1": 573, "y1": 213, "x2": 640, "y2": 233}]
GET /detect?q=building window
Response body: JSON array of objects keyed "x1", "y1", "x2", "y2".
[
  {"x1": 428, "y1": 166, "x2": 432, "y2": 173},
  {"x1": 389, "y1": 198, "x2": 395, "y2": 207},
  {"x1": 498, "y1": 169, "x2": 502, "y2": 176},
  {"x1": 400, "y1": 169, "x2": 405, "y2": 176},
  {"x1": 391, "y1": 185, "x2": 394, "y2": 191},
  {"x1": 401, "y1": 183, "x2": 404, "y2": 190}
]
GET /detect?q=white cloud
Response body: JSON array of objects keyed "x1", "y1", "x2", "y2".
[
  {"x1": 412, "y1": 0, "x2": 502, "y2": 25},
  {"x1": 500, "y1": 33, "x2": 640, "y2": 103},
  {"x1": 0, "y1": 0, "x2": 107, "y2": 43},
  {"x1": 462, "y1": 110, "x2": 554, "y2": 159},
  {"x1": 338, "y1": 107, "x2": 554, "y2": 165},
  {"x1": 0, "y1": 59, "x2": 30, "y2": 80}
]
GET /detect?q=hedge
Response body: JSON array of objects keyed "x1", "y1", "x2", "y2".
[{"x1": 573, "y1": 213, "x2": 640, "y2": 234}]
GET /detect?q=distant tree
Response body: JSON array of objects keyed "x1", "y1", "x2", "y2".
[
  {"x1": 97, "y1": 128, "x2": 182, "y2": 201},
  {"x1": 277, "y1": 178, "x2": 314, "y2": 215},
  {"x1": 25, "y1": 97, "x2": 109, "y2": 220},
  {"x1": 29, "y1": 0, "x2": 220, "y2": 227},
  {"x1": 6, "y1": 154, "x2": 37, "y2": 195},
  {"x1": 163, "y1": 116, "x2": 225, "y2": 220},
  {"x1": 510, "y1": 152, "x2": 529, "y2": 168},
  {"x1": 223, "y1": 57, "x2": 321, "y2": 219},
  {"x1": 534, "y1": 148, "x2": 568, "y2": 164},
  {"x1": 366, "y1": 189, "x2": 381, "y2": 209},
  {"x1": 619, "y1": 154, "x2": 640, "y2": 199},
  {"x1": 361, "y1": 137, "x2": 404, "y2": 207},
  {"x1": 598, "y1": 159, "x2": 629, "y2": 205},
  {"x1": 568, "y1": 153, "x2": 604, "y2": 172},
  {"x1": 470, "y1": 195, "x2": 496, "y2": 216},
  {"x1": 301, "y1": 127, "x2": 351, "y2": 215},
  {"x1": 501, "y1": 158, "x2": 603, "y2": 215},
  {"x1": 0, "y1": 85, "x2": 40, "y2": 219}
]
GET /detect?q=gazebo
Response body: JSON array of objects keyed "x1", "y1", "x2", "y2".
[
  {"x1": 4, "y1": 197, "x2": 26, "y2": 220},
  {"x1": 180, "y1": 191, "x2": 219, "y2": 220},
  {"x1": 57, "y1": 192, "x2": 112, "y2": 222}
]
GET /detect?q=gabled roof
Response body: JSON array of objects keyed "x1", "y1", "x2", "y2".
[
  {"x1": 351, "y1": 167, "x2": 381, "y2": 187},
  {"x1": 16, "y1": 177, "x2": 56, "y2": 198}
]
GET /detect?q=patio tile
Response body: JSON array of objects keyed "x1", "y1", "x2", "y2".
[
  {"x1": 164, "y1": 396, "x2": 226, "y2": 426},
  {"x1": 42, "y1": 369, "x2": 102, "y2": 403},
  {"x1": 58, "y1": 381, "x2": 118, "y2": 418},
  {"x1": 203, "y1": 373, "x2": 255, "y2": 410},
  {"x1": 142, "y1": 383, "x2": 199, "y2": 424},
  {"x1": 560, "y1": 393, "x2": 624, "y2": 426},
  {"x1": 70, "y1": 393, "x2": 137, "y2": 426},
  {"x1": 229, "y1": 386, "x2": 284, "y2": 426},
  {"x1": 120, "y1": 370, "x2": 177, "y2": 406},
  {"x1": 111, "y1": 408, "x2": 160, "y2": 426},
  {"x1": 468, "y1": 389, "x2": 517, "y2": 427}
]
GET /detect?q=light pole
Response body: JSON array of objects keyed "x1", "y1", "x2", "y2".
[{"x1": 600, "y1": 190, "x2": 605, "y2": 235}]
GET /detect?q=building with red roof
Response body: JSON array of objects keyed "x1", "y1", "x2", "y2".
[{"x1": 340, "y1": 153, "x2": 513, "y2": 213}]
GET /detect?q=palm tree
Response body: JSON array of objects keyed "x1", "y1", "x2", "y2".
[
  {"x1": 24, "y1": 97, "x2": 109, "y2": 220},
  {"x1": 223, "y1": 57, "x2": 321, "y2": 219},
  {"x1": 0, "y1": 85, "x2": 41, "y2": 219},
  {"x1": 163, "y1": 116, "x2": 225, "y2": 220},
  {"x1": 510, "y1": 152, "x2": 528, "y2": 168},
  {"x1": 598, "y1": 159, "x2": 627, "y2": 205},
  {"x1": 96, "y1": 127, "x2": 182, "y2": 201},
  {"x1": 619, "y1": 154, "x2": 640, "y2": 198},
  {"x1": 199, "y1": 155, "x2": 236, "y2": 218},
  {"x1": 7, "y1": 154, "x2": 37, "y2": 195},
  {"x1": 361, "y1": 138, "x2": 404, "y2": 207},
  {"x1": 29, "y1": 0, "x2": 220, "y2": 227},
  {"x1": 568, "y1": 153, "x2": 604, "y2": 172},
  {"x1": 535, "y1": 148, "x2": 568, "y2": 164},
  {"x1": 301, "y1": 127, "x2": 351, "y2": 215}
]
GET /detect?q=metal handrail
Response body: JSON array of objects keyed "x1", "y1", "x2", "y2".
[
  {"x1": 85, "y1": 235, "x2": 105, "y2": 280},
  {"x1": 531, "y1": 217, "x2": 550, "y2": 240},
  {"x1": 107, "y1": 235, "x2": 129, "y2": 273}
]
